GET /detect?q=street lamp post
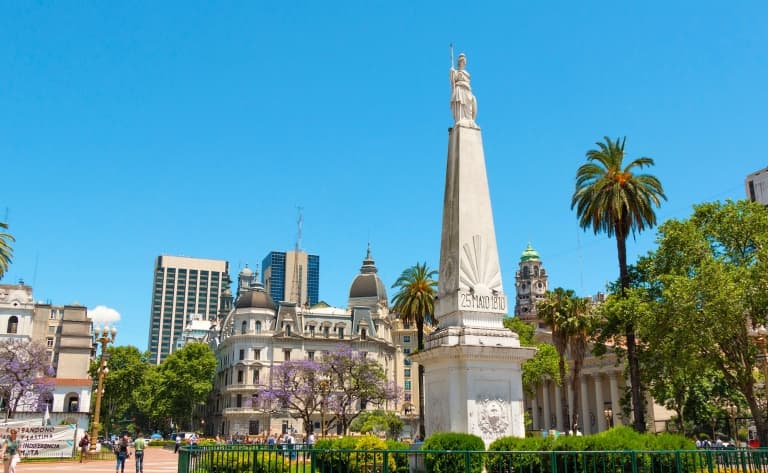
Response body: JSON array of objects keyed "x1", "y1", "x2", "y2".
[
  {"x1": 748, "y1": 326, "x2": 768, "y2": 397},
  {"x1": 89, "y1": 325, "x2": 117, "y2": 453}
]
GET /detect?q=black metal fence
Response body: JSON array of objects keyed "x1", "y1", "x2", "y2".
[{"x1": 177, "y1": 444, "x2": 768, "y2": 473}]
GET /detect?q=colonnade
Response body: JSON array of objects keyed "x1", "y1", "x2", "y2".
[{"x1": 527, "y1": 371, "x2": 625, "y2": 434}]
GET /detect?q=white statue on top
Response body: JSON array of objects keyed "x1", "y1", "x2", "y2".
[{"x1": 450, "y1": 52, "x2": 478, "y2": 127}]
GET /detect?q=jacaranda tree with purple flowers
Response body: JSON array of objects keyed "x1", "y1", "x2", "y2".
[
  {"x1": 0, "y1": 338, "x2": 54, "y2": 418},
  {"x1": 261, "y1": 359, "x2": 325, "y2": 434},
  {"x1": 324, "y1": 345, "x2": 399, "y2": 435}
]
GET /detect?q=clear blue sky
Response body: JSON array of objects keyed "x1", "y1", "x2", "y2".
[{"x1": 2, "y1": 2, "x2": 765, "y2": 351}]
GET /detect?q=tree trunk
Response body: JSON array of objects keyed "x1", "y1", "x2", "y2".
[
  {"x1": 744, "y1": 386, "x2": 768, "y2": 447},
  {"x1": 417, "y1": 319, "x2": 426, "y2": 440},
  {"x1": 616, "y1": 226, "x2": 646, "y2": 433},
  {"x1": 558, "y1": 357, "x2": 569, "y2": 431}
]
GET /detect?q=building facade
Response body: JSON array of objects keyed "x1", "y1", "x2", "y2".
[
  {"x1": 0, "y1": 283, "x2": 92, "y2": 429},
  {"x1": 209, "y1": 249, "x2": 411, "y2": 439},
  {"x1": 746, "y1": 167, "x2": 768, "y2": 206},
  {"x1": 148, "y1": 255, "x2": 230, "y2": 364},
  {"x1": 261, "y1": 251, "x2": 320, "y2": 308},
  {"x1": 514, "y1": 243, "x2": 548, "y2": 325}
]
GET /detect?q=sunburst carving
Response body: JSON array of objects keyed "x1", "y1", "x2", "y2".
[{"x1": 459, "y1": 235, "x2": 501, "y2": 295}]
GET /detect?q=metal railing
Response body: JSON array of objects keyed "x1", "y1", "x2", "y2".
[{"x1": 177, "y1": 445, "x2": 768, "y2": 473}]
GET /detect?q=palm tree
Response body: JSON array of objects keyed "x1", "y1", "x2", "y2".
[
  {"x1": 0, "y1": 222, "x2": 14, "y2": 280},
  {"x1": 566, "y1": 296, "x2": 592, "y2": 432},
  {"x1": 537, "y1": 287, "x2": 574, "y2": 431},
  {"x1": 391, "y1": 262, "x2": 437, "y2": 440},
  {"x1": 571, "y1": 136, "x2": 666, "y2": 432}
]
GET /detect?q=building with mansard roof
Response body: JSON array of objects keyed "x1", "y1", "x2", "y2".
[{"x1": 207, "y1": 247, "x2": 417, "y2": 439}]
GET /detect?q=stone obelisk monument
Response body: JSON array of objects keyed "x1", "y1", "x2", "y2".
[{"x1": 410, "y1": 52, "x2": 536, "y2": 448}]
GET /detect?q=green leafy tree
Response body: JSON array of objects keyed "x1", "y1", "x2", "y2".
[
  {"x1": 639, "y1": 200, "x2": 768, "y2": 444},
  {"x1": 503, "y1": 317, "x2": 560, "y2": 399},
  {"x1": 133, "y1": 365, "x2": 170, "y2": 432},
  {"x1": 571, "y1": 136, "x2": 666, "y2": 432},
  {"x1": 390, "y1": 262, "x2": 437, "y2": 439},
  {"x1": 90, "y1": 345, "x2": 148, "y2": 436},
  {"x1": 0, "y1": 222, "x2": 14, "y2": 279},
  {"x1": 349, "y1": 410, "x2": 404, "y2": 439},
  {"x1": 158, "y1": 343, "x2": 217, "y2": 430}
]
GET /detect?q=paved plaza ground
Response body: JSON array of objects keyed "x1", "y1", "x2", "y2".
[{"x1": 20, "y1": 447, "x2": 179, "y2": 473}]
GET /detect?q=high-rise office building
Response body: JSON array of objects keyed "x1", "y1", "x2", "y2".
[
  {"x1": 746, "y1": 167, "x2": 768, "y2": 206},
  {"x1": 261, "y1": 250, "x2": 319, "y2": 307},
  {"x1": 148, "y1": 255, "x2": 229, "y2": 364}
]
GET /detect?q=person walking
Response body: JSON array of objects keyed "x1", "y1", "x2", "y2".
[
  {"x1": 1, "y1": 429, "x2": 22, "y2": 473},
  {"x1": 78, "y1": 431, "x2": 90, "y2": 463},
  {"x1": 133, "y1": 433, "x2": 146, "y2": 473},
  {"x1": 114, "y1": 434, "x2": 130, "y2": 473},
  {"x1": 174, "y1": 434, "x2": 181, "y2": 454}
]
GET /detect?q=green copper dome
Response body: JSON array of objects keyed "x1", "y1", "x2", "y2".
[{"x1": 520, "y1": 243, "x2": 540, "y2": 262}]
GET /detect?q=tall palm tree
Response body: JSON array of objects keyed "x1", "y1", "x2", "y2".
[
  {"x1": 566, "y1": 296, "x2": 592, "y2": 432},
  {"x1": 0, "y1": 222, "x2": 14, "y2": 280},
  {"x1": 537, "y1": 287, "x2": 574, "y2": 431},
  {"x1": 571, "y1": 136, "x2": 666, "y2": 432},
  {"x1": 391, "y1": 262, "x2": 437, "y2": 440}
]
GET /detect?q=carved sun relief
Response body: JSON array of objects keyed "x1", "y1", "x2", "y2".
[{"x1": 459, "y1": 235, "x2": 501, "y2": 295}]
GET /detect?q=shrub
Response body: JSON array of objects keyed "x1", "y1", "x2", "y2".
[
  {"x1": 385, "y1": 439, "x2": 410, "y2": 473},
  {"x1": 313, "y1": 436, "x2": 361, "y2": 473},
  {"x1": 487, "y1": 436, "x2": 551, "y2": 473},
  {"x1": 351, "y1": 436, "x2": 397, "y2": 473},
  {"x1": 422, "y1": 432, "x2": 485, "y2": 473},
  {"x1": 197, "y1": 450, "x2": 289, "y2": 473}
]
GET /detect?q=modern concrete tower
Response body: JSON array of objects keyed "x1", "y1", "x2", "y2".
[{"x1": 411, "y1": 52, "x2": 535, "y2": 448}]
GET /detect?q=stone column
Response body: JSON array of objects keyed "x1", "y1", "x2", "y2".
[
  {"x1": 542, "y1": 381, "x2": 551, "y2": 431},
  {"x1": 580, "y1": 375, "x2": 589, "y2": 434},
  {"x1": 566, "y1": 378, "x2": 574, "y2": 431},
  {"x1": 609, "y1": 373, "x2": 622, "y2": 426},
  {"x1": 554, "y1": 383, "x2": 563, "y2": 431},
  {"x1": 594, "y1": 375, "x2": 606, "y2": 431}
]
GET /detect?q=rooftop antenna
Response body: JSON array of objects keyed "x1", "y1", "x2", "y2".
[{"x1": 292, "y1": 207, "x2": 304, "y2": 305}]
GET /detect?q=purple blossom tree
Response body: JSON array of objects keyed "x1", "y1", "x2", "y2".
[
  {"x1": 323, "y1": 345, "x2": 400, "y2": 435},
  {"x1": 0, "y1": 338, "x2": 54, "y2": 418},
  {"x1": 261, "y1": 359, "x2": 326, "y2": 434}
]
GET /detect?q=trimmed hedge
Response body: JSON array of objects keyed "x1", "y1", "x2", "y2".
[
  {"x1": 422, "y1": 432, "x2": 485, "y2": 473},
  {"x1": 313, "y1": 436, "x2": 403, "y2": 473}
]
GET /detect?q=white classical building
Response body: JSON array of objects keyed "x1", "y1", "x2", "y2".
[{"x1": 207, "y1": 248, "x2": 419, "y2": 438}]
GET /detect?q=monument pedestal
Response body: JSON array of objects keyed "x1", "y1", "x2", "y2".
[{"x1": 412, "y1": 326, "x2": 535, "y2": 447}]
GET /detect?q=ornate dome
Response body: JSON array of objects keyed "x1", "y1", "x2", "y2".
[
  {"x1": 520, "y1": 243, "x2": 540, "y2": 262},
  {"x1": 239, "y1": 265, "x2": 253, "y2": 277},
  {"x1": 349, "y1": 246, "x2": 388, "y2": 301},
  {"x1": 235, "y1": 287, "x2": 276, "y2": 310}
]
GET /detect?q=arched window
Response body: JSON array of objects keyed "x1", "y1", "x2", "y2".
[
  {"x1": 285, "y1": 324, "x2": 291, "y2": 336},
  {"x1": 241, "y1": 321, "x2": 247, "y2": 334},
  {"x1": 522, "y1": 266, "x2": 530, "y2": 279},
  {"x1": 255, "y1": 321, "x2": 262, "y2": 333},
  {"x1": 534, "y1": 265, "x2": 539, "y2": 277},
  {"x1": 361, "y1": 328, "x2": 367, "y2": 340},
  {"x1": 7, "y1": 316, "x2": 18, "y2": 334},
  {"x1": 65, "y1": 393, "x2": 80, "y2": 413}
]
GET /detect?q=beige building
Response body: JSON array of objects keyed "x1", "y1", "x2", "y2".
[
  {"x1": 209, "y1": 248, "x2": 420, "y2": 438},
  {"x1": 0, "y1": 283, "x2": 93, "y2": 428},
  {"x1": 746, "y1": 167, "x2": 768, "y2": 206}
]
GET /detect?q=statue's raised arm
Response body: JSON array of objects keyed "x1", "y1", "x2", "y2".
[{"x1": 450, "y1": 53, "x2": 478, "y2": 127}]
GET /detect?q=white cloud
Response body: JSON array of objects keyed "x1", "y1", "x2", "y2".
[{"x1": 88, "y1": 305, "x2": 121, "y2": 326}]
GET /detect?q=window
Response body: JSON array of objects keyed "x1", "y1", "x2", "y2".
[
  {"x1": 239, "y1": 349, "x2": 245, "y2": 361},
  {"x1": 285, "y1": 325, "x2": 291, "y2": 336},
  {"x1": 255, "y1": 321, "x2": 262, "y2": 333},
  {"x1": 48, "y1": 326, "x2": 56, "y2": 334},
  {"x1": 404, "y1": 381, "x2": 412, "y2": 390},
  {"x1": 254, "y1": 349, "x2": 261, "y2": 360},
  {"x1": 307, "y1": 351, "x2": 315, "y2": 361},
  {"x1": 309, "y1": 326, "x2": 316, "y2": 337},
  {"x1": 404, "y1": 393, "x2": 412, "y2": 402},
  {"x1": 46, "y1": 338, "x2": 54, "y2": 348},
  {"x1": 241, "y1": 321, "x2": 247, "y2": 334},
  {"x1": 323, "y1": 327, "x2": 330, "y2": 338},
  {"x1": 403, "y1": 335, "x2": 411, "y2": 343},
  {"x1": 404, "y1": 358, "x2": 412, "y2": 366},
  {"x1": 338, "y1": 327, "x2": 344, "y2": 339},
  {"x1": 7, "y1": 316, "x2": 18, "y2": 334},
  {"x1": 253, "y1": 369, "x2": 260, "y2": 384},
  {"x1": 249, "y1": 420, "x2": 260, "y2": 435},
  {"x1": 404, "y1": 368, "x2": 411, "y2": 377},
  {"x1": 236, "y1": 394, "x2": 242, "y2": 408},
  {"x1": 403, "y1": 348, "x2": 411, "y2": 354},
  {"x1": 361, "y1": 328, "x2": 367, "y2": 340},
  {"x1": 284, "y1": 349, "x2": 291, "y2": 361},
  {"x1": 237, "y1": 370, "x2": 244, "y2": 383}
]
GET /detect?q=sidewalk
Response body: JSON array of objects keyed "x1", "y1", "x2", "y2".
[{"x1": 21, "y1": 447, "x2": 179, "y2": 473}]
